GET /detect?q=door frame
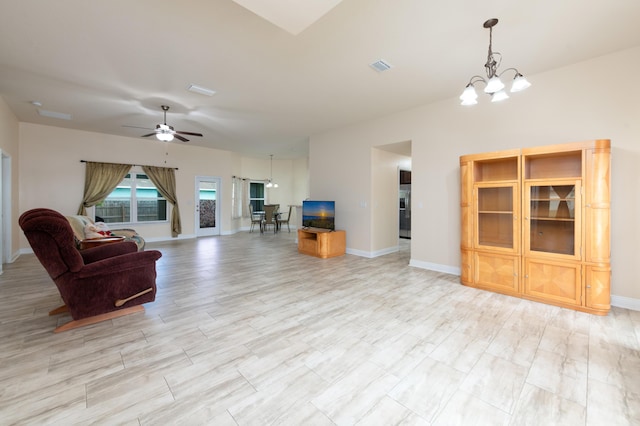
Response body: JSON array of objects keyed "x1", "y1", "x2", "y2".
[
  {"x1": 195, "y1": 176, "x2": 221, "y2": 237},
  {"x1": 0, "y1": 151, "x2": 11, "y2": 270}
]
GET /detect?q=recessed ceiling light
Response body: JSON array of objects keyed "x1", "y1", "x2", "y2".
[
  {"x1": 187, "y1": 84, "x2": 216, "y2": 97},
  {"x1": 37, "y1": 109, "x2": 72, "y2": 120},
  {"x1": 370, "y1": 60, "x2": 393, "y2": 72}
]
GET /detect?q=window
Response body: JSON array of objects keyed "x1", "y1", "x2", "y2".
[
  {"x1": 249, "y1": 181, "x2": 265, "y2": 212},
  {"x1": 96, "y1": 172, "x2": 168, "y2": 224}
]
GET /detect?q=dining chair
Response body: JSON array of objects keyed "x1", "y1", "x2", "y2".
[
  {"x1": 277, "y1": 205, "x2": 292, "y2": 232},
  {"x1": 262, "y1": 204, "x2": 278, "y2": 233},
  {"x1": 249, "y1": 204, "x2": 263, "y2": 233}
]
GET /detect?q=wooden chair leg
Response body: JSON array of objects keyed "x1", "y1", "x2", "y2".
[
  {"x1": 53, "y1": 305, "x2": 145, "y2": 333},
  {"x1": 114, "y1": 287, "x2": 152, "y2": 307},
  {"x1": 49, "y1": 305, "x2": 69, "y2": 316}
]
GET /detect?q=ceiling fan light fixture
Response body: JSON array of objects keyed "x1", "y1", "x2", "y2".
[
  {"x1": 156, "y1": 132, "x2": 174, "y2": 142},
  {"x1": 136, "y1": 105, "x2": 203, "y2": 143}
]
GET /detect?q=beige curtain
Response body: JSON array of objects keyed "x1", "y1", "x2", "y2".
[
  {"x1": 232, "y1": 177, "x2": 251, "y2": 219},
  {"x1": 77, "y1": 162, "x2": 132, "y2": 215},
  {"x1": 142, "y1": 165, "x2": 181, "y2": 237},
  {"x1": 242, "y1": 179, "x2": 250, "y2": 218}
]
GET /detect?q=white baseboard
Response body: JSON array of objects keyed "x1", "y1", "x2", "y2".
[
  {"x1": 144, "y1": 234, "x2": 196, "y2": 243},
  {"x1": 611, "y1": 295, "x2": 640, "y2": 312},
  {"x1": 347, "y1": 246, "x2": 399, "y2": 258},
  {"x1": 409, "y1": 259, "x2": 461, "y2": 275}
]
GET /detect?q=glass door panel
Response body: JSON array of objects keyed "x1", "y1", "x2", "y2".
[
  {"x1": 528, "y1": 184, "x2": 576, "y2": 255},
  {"x1": 477, "y1": 186, "x2": 514, "y2": 249},
  {"x1": 196, "y1": 176, "x2": 221, "y2": 237}
]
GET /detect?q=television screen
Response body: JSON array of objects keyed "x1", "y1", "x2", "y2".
[{"x1": 302, "y1": 200, "x2": 335, "y2": 231}]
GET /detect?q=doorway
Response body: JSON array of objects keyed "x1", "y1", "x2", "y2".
[
  {"x1": 195, "y1": 176, "x2": 221, "y2": 237},
  {"x1": 373, "y1": 140, "x2": 412, "y2": 258},
  {"x1": 399, "y1": 169, "x2": 411, "y2": 239}
]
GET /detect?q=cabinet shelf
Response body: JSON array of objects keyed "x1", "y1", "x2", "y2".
[
  {"x1": 479, "y1": 211, "x2": 513, "y2": 215},
  {"x1": 531, "y1": 198, "x2": 575, "y2": 202},
  {"x1": 478, "y1": 240, "x2": 513, "y2": 248},
  {"x1": 531, "y1": 217, "x2": 575, "y2": 222}
]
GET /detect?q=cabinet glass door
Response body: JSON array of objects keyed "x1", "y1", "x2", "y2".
[
  {"x1": 527, "y1": 182, "x2": 580, "y2": 256},
  {"x1": 476, "y1": 184, "x2": 517, "y2": 251}
]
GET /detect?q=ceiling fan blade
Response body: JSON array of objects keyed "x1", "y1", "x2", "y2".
[
  {"x1": 123, "y1": 125, "x2": 154, "y2": 130},
  {"x1": 141, "y1": 133, "x2": 157, "y2": 137},
  {"x1": 175, "y1": 131, "x2": 203, "y2": 137},
  {"x1": 173, "y1": 134, "x2": 189, "y2": 142}
]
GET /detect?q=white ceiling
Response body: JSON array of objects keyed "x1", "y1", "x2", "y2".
[
  {"x1": 231, "y1": 0, "x2": 344, "y2": 35},
  {"x1": 1, "y1": 0, "x2": 639, "y2": 159}
]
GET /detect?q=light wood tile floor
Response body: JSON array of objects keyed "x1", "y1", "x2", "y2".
[{"x1": 1, "y1": 231, "x2": 639, "y2": 425}]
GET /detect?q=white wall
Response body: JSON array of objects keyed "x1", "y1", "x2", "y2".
[
  {"x1": 309, "y1": 46, "x2": 640, "y2": 303},
  {"x1": 18, "y1": 123, "x2": 308, "y2": 247},
  {"x1": 0, "y1": 97, "x2": 20, "y2": 259}
]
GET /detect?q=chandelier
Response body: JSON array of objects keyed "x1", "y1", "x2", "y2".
[
  {"x1": 459, "y1": 18, "x2": 531, "y2": 106},
  {"x1": 266, "y1": 154, "x2": 278, "y2": 188}
]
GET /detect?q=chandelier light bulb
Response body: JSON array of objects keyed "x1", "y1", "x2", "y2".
[
  {"x1": 484, "y1": 76, "x2": 505, "y2": 94},
  {"x1": 491, "y1": 89, "x2": 509, "y2": 102},
  {"x1": 511, "y1": 73, "x2": 532, "y2": 92},
  {"x1": 461, "y1": 98, "x2": 478, "y2": 106},
  {"x1": 459, "y1": 85, "x2": 478, "y2": 104}
]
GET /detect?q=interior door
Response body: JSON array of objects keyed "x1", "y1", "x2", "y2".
[{"x1": 195, "y1": 176, "x2": 221, "y2": 237}]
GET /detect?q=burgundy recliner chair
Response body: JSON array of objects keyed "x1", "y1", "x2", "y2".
[{"x1": 19, "y1": 208, "x2": 162, "y2": 332}]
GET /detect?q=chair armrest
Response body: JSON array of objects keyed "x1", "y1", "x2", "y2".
[
  {"x1": 75, "y1": 250, "x2": 162, "y2": 279},
  {"x1": 80, "y1": 241, "x2": 138, "y2": 264},
  {"x1": 110, "y1": 229, "x2": 138, "y2": 238}
]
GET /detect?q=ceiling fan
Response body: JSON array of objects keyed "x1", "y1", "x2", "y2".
[{"x1": 139, "y1": 105, "x2": 203, "y2": 142}]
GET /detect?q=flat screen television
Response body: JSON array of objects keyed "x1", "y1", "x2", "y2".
[{"x1": 302, "y1": 200, "x2": 335, "y2": 231}]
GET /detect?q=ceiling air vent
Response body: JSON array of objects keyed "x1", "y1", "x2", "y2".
[
  {"x1": 369, "y1": 59, "x2": 393, "y2": 72},
  {"x1": 37, "y1": 109, "x2": 71, "y2": 120},
  {"x1": 187, "y1": 84, "x2": 216, "y2": 97}
]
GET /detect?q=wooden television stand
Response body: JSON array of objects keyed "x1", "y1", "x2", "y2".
[{"x1": 298, "y1": 228, "x2": 346, "y2": 258}]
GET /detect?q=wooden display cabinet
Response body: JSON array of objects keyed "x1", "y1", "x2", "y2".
[
  {"x1": 298, "y1": 229, "x2": 346, "y2": 258},
  {"x1": 460, "y1": 140, "x2": 611, "y2": 315}
]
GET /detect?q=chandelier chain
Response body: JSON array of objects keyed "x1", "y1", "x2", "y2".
[{"x1": 484, "y1": 26, "x2": 501, "y2": 79}]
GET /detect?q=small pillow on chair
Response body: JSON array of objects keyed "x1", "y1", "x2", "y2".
[{"x1": 84, "y1": 222, "x2": 112, "y2": 239}]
